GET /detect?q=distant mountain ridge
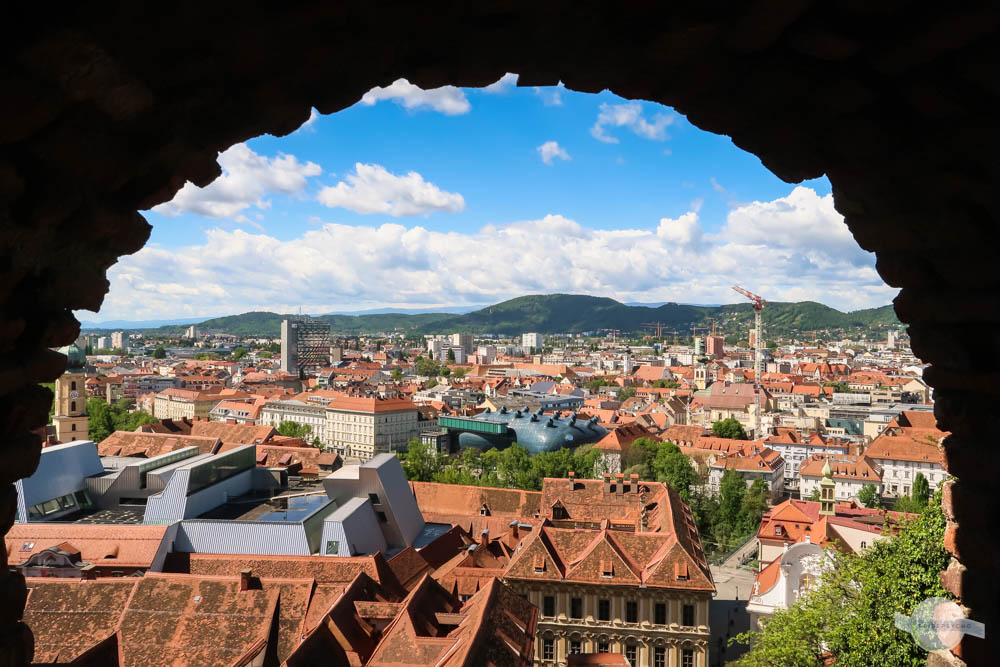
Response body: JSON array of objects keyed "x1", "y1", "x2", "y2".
[{"x1": 141, "y1": 294, "x2": 900, "y2": 338}]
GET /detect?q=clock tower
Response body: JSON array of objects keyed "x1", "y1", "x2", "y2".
[{"x1": 53, "y1": 343, "x2": 89, "y2": 442}]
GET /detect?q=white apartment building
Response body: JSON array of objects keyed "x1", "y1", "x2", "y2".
[
  {"x1": 866, "y1": 435, "x2": 945, "y2": 497},
  {"x1": 763, "y1": 429, "x2": 850, "y2": 494},
  {"x1": 707, "y1": 445, "x2": 786, "y2": 503},
  {"x1": 110, "y1": 331, "x2": 127, "y2": 350},
  {"x1": 449, "y1": 332, "x2": 473, "y2": 355},
  {"x1": 260, "y1": 398, "x2": 328, "y2": 443},
  {"x1": 324, "y1": 395, "x2": 433, "y2": 461},
  {"x1": 521, "y1": 332, "x2": 541, "y2": 352},
  {"x1": 798, "y1": 454, "x2": 883, "y2": 501}
]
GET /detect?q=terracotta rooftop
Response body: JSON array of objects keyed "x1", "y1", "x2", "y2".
[
  {"x1": 188, "y1": 420, "x2": 277, "y2": 445},
  {"x1": 96, "y1": 431, "x2": 220, "y2": 457},
  {"x1": 7, "y1": 524, "x2": 168, "y2": 569},
  {"x1": 798, "y1": 454, "x2": 882, "y2": 481},
  {"x1": 593, "y1": 421, "x2": 654, "y2": 452},
  {"x1": 410, "y1": 481, "x2": 542, "y2": 518}
]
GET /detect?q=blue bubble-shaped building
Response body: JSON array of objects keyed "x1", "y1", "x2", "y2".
[{"x1": 441, "y1": 407, "x2": 608, "y2": 454}]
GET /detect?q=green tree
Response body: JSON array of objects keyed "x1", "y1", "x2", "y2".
[
  {"x1": 391, "y1": 369, "x2": 403, "y2": 381},
  {"x1": 415, "y1": 357, "x2": 440, "y2": 377},
  {"x1": 858, "y1": 484, "x2": 881, "y2": 508},
  {"x1": 400, "y1": 438, "x2": 442, "y2": 482},
  {"x1": 807, "y1": 488, "x2": 821, "y2": 501},
  {"x1": 447, "y1": 348, "x2": 455, "y2": 362},
  {"x1": 740, "y1": 477, "x2": 770, "y2": 534},
  {"x1": 152, "y1": 345, "x2": 166, "y2": 359},
  {"x1": 893, "y1": 494, "x2": 925, "y2": 515},
  {"x1": 617, "y1": 387, "x2": 636, "y2": 402},
  {"x1": 652, "y1": 379, "x2": 680, "y2": 389},
  {"x1": 651, "y1": 442, "x2": 697, "y2": 503},
  {"x1": 86, "y1": 397, "x2": 115, "y2": 443},
  {"x1": 276, "y1": 421, "x2": 313, "y2": 439},
  {"x1": 451, "y1": 367, "x2": 468, "y2": 378},
  {"x1": 823, "y1": 381, "x2": 850, "y2": 393},
  {"x1": 732, "y1": 491, "x2": 950, "y2": 667},
  {"x1": 712, "y1": 417, "x2": 748, "y2": 440},
  {"x1": 912, "y1": 472, "x2": 930, "y2": 507},
  {"x1": 718, "y1": 469, "x2": 747, "y2": 529},
  {"x1": 585, "y1": 379, "x2": 608, "y2": 392},
  {"x1": 232, "y1": 346, "x2": 247, "y2": 360},
  {"x1": 258, "y1": 350, "x2": 273, "y2": 359}
]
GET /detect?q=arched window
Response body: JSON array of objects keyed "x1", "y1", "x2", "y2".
[
  {"x1": 70, "y1": 380, "x2": 77, "y2": 391},
  {"x1": 70, "y1": 401, "x2": 76, "y2": 412}
]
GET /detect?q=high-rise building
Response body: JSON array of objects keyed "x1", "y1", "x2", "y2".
[
  {"x1": 706, "y1": 335, "x2": 725, "y2": 357},
  {"x1": 96, "y1": 336, "x2": 111, "y2": 350},
  {"x1": 450, "y1": 332, "x2": 473, "y2": 356},
  {"x1": 184, "y1": 325, "x2": 199, "y2": 339},
  {"x1": 521, "y1": 332, "x2": 541, "y2": 352},
  {"x1": 53, "y1": 344, "x2": 89, "y2": 442},
  {"x1": 281, "y1": 319, "x2": 331, "y2": 378},
  {"x1": 110, "y1": 331, "x2": 127, "y2": 350}
]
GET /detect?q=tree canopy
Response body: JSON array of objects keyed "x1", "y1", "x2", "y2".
[
  {"x1": 86, "y1": 397, "x2": 157, "y2": 443},
  {"x1": 276, "y1": 421, "x2": 313, "y2": 440},
  {"x1": 152, "y1": 345, "x2": 166, "y2": 359},
  {"x1": 712, "y1": 417, "x2": 748, "y2": 440}
]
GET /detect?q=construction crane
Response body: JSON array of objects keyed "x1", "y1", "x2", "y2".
[
  {"x1": 732, "y1": 285, "x2": 765, "y2": 437},
  {"x1": 641, "y1": 321, "x2": 667, "y2": 338}
]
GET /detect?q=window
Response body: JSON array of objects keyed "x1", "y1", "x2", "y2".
[
  {"x1": 598, "y1": 641, "x2": 609, "y2": 653},
  {"x1": 570, "y1": 640, "x2": 581, "y2": 655},
  {"x1": 654, "y1": 602, "x2": 666, "y2": 625},
  {"x1": 626, "y1": 600, "x2": 638, "y2": 623},
  {"x1": 375, "y1": 511, "x2": 387, "y2": 523},
  {"x1": 368, "y1": 493, "x2": 380, "y2": 505},
  {"x1": 654, "y1": 647, "x2": 666, "y2": 667},
  {"x1": 625, "y1": 645, "x2": 637, "y2": 666},
  {"x1": 683, "y1": 604, "x2": 695, "y2": 627},
  {"x1": 71, "y1": 380, "x2": 77, "y2": 391},
  {"x1": 682, "y1": 648, "x2": 695, "y2": 667},
  {"x1": 70, "y1": 400, "x2": 76, "y2": 412},
  {"x1": 71, "y1": 423, "x2": 76, "y2": 431},
  {"x1": 598, "y1": 599, "x2": 610, "y2": 621},
  {"x1": 326, "y1": 540, "x2": 339, "y2": 555},
  {"x1": 570, "y1": 597, "x2": 583, "y2": 619},
  {"x1": 861, "y1": 541, "x2": 867, "y2": 549},
  {"x1": 542, "y1": 638, "x2": 554, "y2": 660},
  {"x1": 543, "y1": 595, "x2": 555, "y2": 617}
]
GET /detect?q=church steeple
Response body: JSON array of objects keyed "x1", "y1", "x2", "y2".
[
  {"x1": 819, "y1": 456, "x2": 835, "y2": 516},
  {"x1": 52, "y1": 344, "x2": 89, "y2": 443}
]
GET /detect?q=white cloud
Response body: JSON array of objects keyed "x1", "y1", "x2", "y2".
[
  {"x1": 151, "y1": 144, "x2": 321, "y2": 219},
  {"x1": 483, "y1": 73, "x2": 518, "y2": 93},
  {"x1": 360, "y1": 78, "x2": 470, "y2": 115},
  {"x1": 591, "y1": 102, "x2": 673, "y2": 144},
  {"x1": 534, "y1": 84, "x2": 564, "y2": 106},
  {"x1": 537, "y1": 141, "x2": 570, "y2": 165},
  {"x1": 103, "y1": 187, "x2": 894, "y2": 320},
  {"x1": 316, "y1": 163, "x2": 465, "y2": 216}
]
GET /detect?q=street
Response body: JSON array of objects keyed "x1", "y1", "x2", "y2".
[{"x1": 709, "y1": 565, "x2": 756, "y2": 666}]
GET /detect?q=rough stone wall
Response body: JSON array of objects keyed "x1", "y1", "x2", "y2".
[{"x1": 1, "y1": 3, "x2": 998, "y2": 664}]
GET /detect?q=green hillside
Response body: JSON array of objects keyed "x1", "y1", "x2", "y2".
[{"x1": 147, "y1": 294, "x2": 899, "y2": 338}]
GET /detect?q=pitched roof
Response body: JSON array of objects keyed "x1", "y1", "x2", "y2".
[
  {"x1": 23, "y1": 578, "x2": 138, "y2": 663},
  {"x1": 7, "y1": 524, "x2": 168, "y2": 569},
  {"x1": 593, "y1": 421, "x2": 654, "y2": 452},
  {"x1": 410, "y1": 481, "x2": 542, "y2": 519},
  {"x1": 798, "y1": 454, "x2": 882, "y2": 482},
  {"x1": 96, "y1": 431, "x2": 220, "y2": 457},
  {"x1": 189, "y1": 419, "x2": 276, "y2": 445}
]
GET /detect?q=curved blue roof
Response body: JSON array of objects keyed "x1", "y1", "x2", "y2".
[{"x1": 457, "y1": 408, "x2": 607, "y2": 454}]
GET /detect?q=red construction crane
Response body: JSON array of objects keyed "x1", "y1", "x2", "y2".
[{"x1": 732, "y1": 285, "x2": 766, "y2": 437}]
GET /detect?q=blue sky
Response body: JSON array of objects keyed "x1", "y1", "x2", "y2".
[{"x1": 93, "y1": 75, "x2": 895, "y2": 322}]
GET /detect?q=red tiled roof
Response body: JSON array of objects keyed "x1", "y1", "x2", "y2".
[{"x1": 96, "y1": 431, "x2": 220, "y2": 457}]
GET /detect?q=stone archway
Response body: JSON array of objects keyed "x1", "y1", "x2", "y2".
[{"x1": 2, "y1": 4, "x2": 997, "y2": 664}]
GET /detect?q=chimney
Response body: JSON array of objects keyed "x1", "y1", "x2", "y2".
[
  {"x1": 568, "y1": 471, "x2": 575, "y2": 482},
  {"x1": 240, "y1": 568, "x2": 252, "y2": 592},
  {"x1": 615, "y1": 473, "x2": 625, "y2": 496},
  {"x1": 603, "y1": 472, "x2": 611, "y2": 494},
  {"x1": 629, "y1": 473, "x2": 639, "y2": 493},
  {"x1": 509, "y1": 520, "x2": 519, "y2": 539},
  {"x1": 480, "y1": 529, "x2": 490, "y2": 547}
]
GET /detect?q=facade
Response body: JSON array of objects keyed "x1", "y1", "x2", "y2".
[
  {"x1": 523, "y1": 332, "x2": 542, "y2": 352},
  {"x1": 184, "y1": 324, "x2": 198, "y2": 339},
  {"x1": 450, "y1": 332, "x2": 474, "y2": 355},
  {"x1": 705, "y1": 335, "x2": 725, "y2": 357},
  {"x1": 746, "y1": 540, "x2": 831, "y2": 630},
  {"x1": 865, "y1": 410, "x2": 947, "y2": 499},
  {"x1": 260, "y1": 398, "x2": 328, "y2": 443},
  {"x1": 707, "y1": 445, "x2": 785, "y2": 502},
  {"x1": 762, "y1": 429, "x2": 850, "y2": 494},
  {"x1": 53, "y1": 344, "x2": 89, "y2": 443},
  {"x1": 325, "y1": 395, "x2": 426, "y2": 460},
  {"x1": 798, "y1": 454, "x2": 883, "y2": 501},
  {"x1": 280, "y1": 318, "x2": 331, "y2": 377},
  {"x1": 110, "y1": 330, "x2": 127, "y2": 350},
  {"x1": 152, "y1": 388, "x2": 224, "y2": 420}
]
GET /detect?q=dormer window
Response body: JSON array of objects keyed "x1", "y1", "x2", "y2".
[
  {"x1": 774, "y1": 525, "x2": 782, "y2": 536},
  {"x1": 675, "y1": 561, "x2": 689, "y2": 581},
  {"x1": 533, "y1": 555, "x2": 545, "y2": 573},
  {"x1": 601, "y1": 560, "x2": 614, "y2": 578}
]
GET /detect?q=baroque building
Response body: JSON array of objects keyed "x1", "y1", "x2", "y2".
[{"x1": 52, "y1": 343, "x2": 89, "y2": 442}]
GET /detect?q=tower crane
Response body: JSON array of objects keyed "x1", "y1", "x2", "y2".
[{"x1": 732, "y1": 285, "x2": 765, "y2": 437}]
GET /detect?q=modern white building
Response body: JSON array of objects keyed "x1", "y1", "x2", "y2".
[
  {"x1": 260, "y1": 397, "x2": 328, "y2": 443},
  {"x1": 521, "y1": 332, "x2": 541, "y2": 352},
  {"x1": 449, "y1": 332, "x2": 473, "y2": 356},
  {"x1": 762, "y1": 429, "x2": 850, "y2": 494}
]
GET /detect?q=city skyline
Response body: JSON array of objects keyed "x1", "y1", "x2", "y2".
[{"x1": 93, "y1": 75, "x2": 894, "y2": 322}]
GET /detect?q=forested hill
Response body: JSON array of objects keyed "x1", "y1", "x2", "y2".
[{"x1": 146, "y1": 294, "x2": 899, "y2": 338}]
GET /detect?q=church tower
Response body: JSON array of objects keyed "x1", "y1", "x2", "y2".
[
  {"x1": 819, "y1": 457, "x2": 835, "y2": 516},
  {"x1": 52, "y1": 343, "x2": 89, "y2": 442}
]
